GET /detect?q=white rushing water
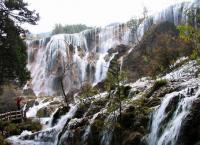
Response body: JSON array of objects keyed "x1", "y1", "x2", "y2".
[
  {"x1": 8, "y1": 104, "x2": 78, "y2": 145},
  {"x1": 147, "y1": 58, "x2": 200, "y2": 145},
  {"x1": 26, "y1": 99, "x2": 51, "y2": 118},
  {"x1": 27, "y1": 24, "x2": 131, "y2": 96},
  {"x1": 147, "y1": 88, "x2": 200, "y2": 145}
]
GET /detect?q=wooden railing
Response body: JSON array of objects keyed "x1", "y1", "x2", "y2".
[{"x1": 0, "y1": 110, "x2": 24, "y2": 122}]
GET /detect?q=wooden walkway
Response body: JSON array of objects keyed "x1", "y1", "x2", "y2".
[{"x1": 0, "y1": 110, "x2": 24, "y2": 122}]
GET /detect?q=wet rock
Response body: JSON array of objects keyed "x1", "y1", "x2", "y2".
[
  {"x1": 49, "y1": 101, "x2": 61, "y2": 105},
  {"x1": 108, "y1": 44, "x2": 130, "y2": 57},
  {"x1": 122, "y1": 132, "x2": 142, "y2": 145},
  {"x1": 25, "y1": 100, "x2": 36, "y2": 111},
  {"x1": 146, "y1": 97, "x2": 161, "y2": 107},
  {"x1": 122, "y1": 85, "x2": 132, "y2": 97},
  {"x1": 34, "y1": 101, "x2": 39, "y2": 106},
  {"x1": 36, "y1": 107, "x2": 52, "y2": 118},
  {"x1": 177, "y1": 99, "x2": 200, "y2": 145},
  {"x1": 165, "y1": 94, "x2": 180, "y2": 114},
  {"x1": 71, "y1": 118, "x2": 89, "y2": 130},
  {"x1": 23, "y1": 88, "x2": 35, "y2": 96},
  {"x1": 74, "y1": 104, "x2": 89, "y2": 118},
  {"x1": 51, "y1": 106, "x2": 70, "y2": 126}
]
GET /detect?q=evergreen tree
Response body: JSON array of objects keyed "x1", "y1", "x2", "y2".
[
  {"x1": 0, "y1": 0, "x2": 39, "y2": 85},
  {"x1": 52, "y1": 24, "x2": 64, "y2": 35},
  {"x1": 52, "y1": 24, "x2": 92, "y2": 35}
]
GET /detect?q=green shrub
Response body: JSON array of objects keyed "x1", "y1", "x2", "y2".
[
  {"x1": 0, "y1": 120, "x2": 5, "y2": 133},
  {"x1": 153, "y1": 79, "x2": 168, "y2": 90},
  {"x1": 19, "y1": 119, "x2": 42, "y2": 133},
  {"x1": 92, "y1": 120, "x2": 104, "y2": 131},
  {"x1": 145, "y1": 79, "x2": 168, "y2": 98},
  {"x1": 190, "y1": 49, "x2": 199, "y2": 60},
  {"x1": 28, "y1": 121, "x2": 42, "y2": 132},
  {"x1": 79, "y1": 83, "x2": 98, "y2": 99},
  {"x1": 4, "y1": 123, "x2": 20, "y2": 136},
  {"x1": 0, "y1": 134, "x2": 11, "y2": 145},
  {"x1": 36, "y1": 107, "x2": 50, "y2": 118}
]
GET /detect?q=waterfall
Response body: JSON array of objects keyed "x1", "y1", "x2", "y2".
[
  {"x1": 27, "y1": 0, "x2": 200, "y2": 97},
  {"x1": 146, "y1": 58, "x2": 200, "y2": 145},
  {"x1": 147, "y1": 88, "x2": 200, "y2": 145},
  {"x1": 100, "y1": 113, "x2": 117, "y2": 145},
  {"x1": 27, "y1": 24, "x2": 131, "y2": 96},
  {"x1": 8, "y1": 104, "x2": 78, "y2": 145},
  {"x1": 137, "y1": 0, "x2": 200, "y2": 39}
]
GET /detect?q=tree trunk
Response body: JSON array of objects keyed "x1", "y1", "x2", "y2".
[{"x1": 60, "y1": 77, "x2": 68, "y2": 105}]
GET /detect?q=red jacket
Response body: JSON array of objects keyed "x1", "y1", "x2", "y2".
[{"x1": 16, "y1": 97, "x2": 23, "y2": 105}]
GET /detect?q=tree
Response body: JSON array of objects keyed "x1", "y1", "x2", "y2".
[
  {"x1": 0, "y1": 0, "x2": 39, "y2": 85},
  {"x1": 105, "y1": 57, "x2": 127, "y2": 145},
  {"x1": 59, "y1": 62, "x2": 75, "y2": 105},
  {"x1": 127, "y1": 17, "x2": 140, "y2": 43},
  {"x1": 52, "y1": 24, "x2": 64, "y2": 35},
  {"x1": 52, "y1": 24, "x2": 92, "y2": 35},
  {"x1": 178, "y1": 7, "x2": 200, "y2": 59}
]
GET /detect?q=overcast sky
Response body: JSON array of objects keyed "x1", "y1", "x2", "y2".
[{"x1": 24, "y1": 0, "x2": 191, "y2": 34}]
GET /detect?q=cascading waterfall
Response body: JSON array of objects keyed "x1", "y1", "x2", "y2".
[
  {"x1": 147, "y1": 88, "x2": 200, "y2": 145},
  {"x1": 8, "y1": 104, "x2": 78, "y2": 145},
  {"x1": 100, "y1": 113, "x2": 118, "y2": 145},
  {"x1": 147, "y1": 59, "x2": 200, "y2": 145},
  {"x1": 137, "y1": 0, "x2": 200, "y2": 39},
  {"x1": 27, "y1": 24, "x2": 131, "y2": 96}
]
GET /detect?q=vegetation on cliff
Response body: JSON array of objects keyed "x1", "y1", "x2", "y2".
[
  {"x1": 0, "y1": 119, "x2": 42, "y2": 145},
  {"x1": 52, "y1": 24, "x2": 92, "y2": 35}
]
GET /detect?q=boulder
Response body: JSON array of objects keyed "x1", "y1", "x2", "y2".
[
  {"x1": 23, "y1": 88, "x2": 35, "y2": 96},
  {"x1": 177, "y1": 98, "x2": 200, "y2": 145},
  {"x1": 122, "y1": 132, "x2": 143, "y2": 145},
  {"x1": 51, "y1": 106, "x2": 70, "y2": 126}
]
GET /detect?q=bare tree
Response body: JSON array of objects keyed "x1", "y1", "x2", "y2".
[{"x1": 59, "y1": 63, "x2": 74, "y2": 105}]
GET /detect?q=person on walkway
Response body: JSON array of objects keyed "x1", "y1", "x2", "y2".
[{"x1": 16, "y1": 96, "x2": 23, "y2": 110}]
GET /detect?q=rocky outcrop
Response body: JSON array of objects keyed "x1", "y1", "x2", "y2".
[
  {"x1": 123, "y1": 21, "x2": 192, "y2": 81},
  {"x1": 177, "y1": 98, "x2": 200, "y2": 145}
]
